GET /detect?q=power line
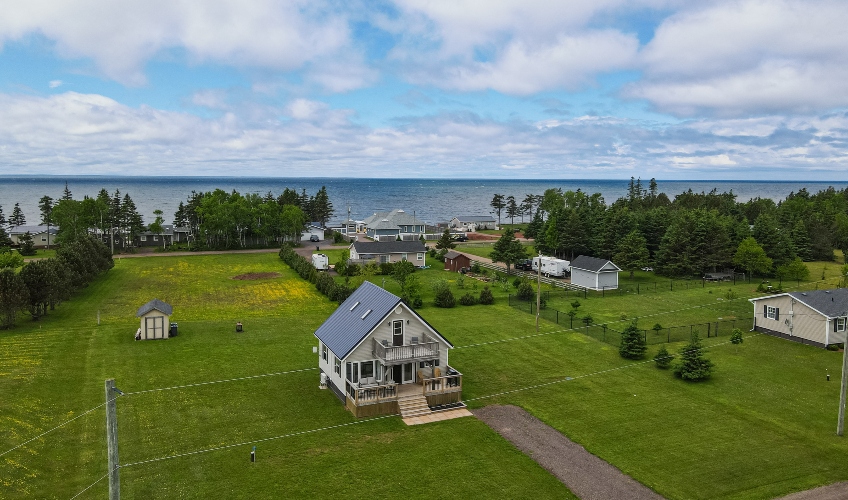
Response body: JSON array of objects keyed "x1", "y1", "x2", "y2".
[
  {"x1": 123, "y1": 367, "x2": 317, "y2": 396},
  {"x1": 0, "y1": 394, "x2": 123, "y2": 459},
  {"x1": 69, "y1": 467, "x2": 116, "y2": 500},
  {"x1": 120, "y1": 414, "x2": 395, "y2": 469}
]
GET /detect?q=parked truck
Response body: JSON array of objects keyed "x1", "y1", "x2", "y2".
[
  {"x1": 312, "y1": 253, "x2": 329, "y2": 271},
  {"x1": 531, "y1": 256, "x2": 570, "y2": 277}
]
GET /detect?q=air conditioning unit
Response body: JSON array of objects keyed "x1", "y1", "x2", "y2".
[{"x1": 319, "y1": 373, "x2": 327, "y2": 390}]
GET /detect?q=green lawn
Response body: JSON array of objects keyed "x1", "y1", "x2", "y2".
[
  {"x1": 0, "y1": 253, "x2": 572, "y2": 499},
  {"x1": 454, "y1": 241, "x2": 533, "y2": 259},
  {"x1": 4, "y1": 253, "x2": 848, "y2": 499}
]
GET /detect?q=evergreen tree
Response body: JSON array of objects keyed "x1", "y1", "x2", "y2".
[
  {"x1": 18, "y1": 232, "x2": 36, "y2": 256},
  {"x1": 149, "y1": 209, "x2": 166, "y2": 249},
  {"x1": 0, "y1": 268, "x2": 29, "y2": 329},
  {"x1": 277, "y1": 187, "x2": 300, "y2": 207},
  {"x1": 524, "y1": 210, "x2": 543, "y2": 240},
  {"x1": 521, "y1": 194, "x2": 536, "y2": 222},
  {"x1": 614, "y1": 230, "x2": 650, "y2": 278},
  {"x1": 490, "y1": 194, "x2": 505, "y2": 225},
  {"x1": 479, "y1": 285, "x2": 494, "y2": 305},
  {"x1": 752, "y1": 212, "x2": 795, "y2": 268},
  {"x1": 436, "y1": 228, "x2": 456, "y2": 250},
  {"x1": 312, "y1": 186, "x2": 334, "y2": 227},
  {"x1": 505, "y1": 195, "x2": 519, "y2": 225},
  {"x1": 673, "y1": 332, "x2": 714, "y2": 381},
  {"x1": 10, "y1": 203, "x2": 26, "y2": 226},
  {"x1": 121, "y1": 194, "x2": 144, "y2": 248},
  {"x1": 654, "y1": 345, "x2": 673, "y2": 369},
  {"x1": 490, "y1": 230, "x2": 527, "y2": 274},
  {"x1": 0, "y1": 204, "x2": 5, "y2": 228},
  {"x1": 619, "y1": 320, "x2": 647, "y2": 359},
  {"x1": 432, "y1": 279, "x2": 456, "y2": 308},
  {"x1": 791, "y1": 219, "x2": 813, "y2": 261},
  {"x1": 62, "y1": 182, "x2": 73, "y2": 200},
  {"x1": 38, "y1": 196, "x2": 54, "y2": 250}
]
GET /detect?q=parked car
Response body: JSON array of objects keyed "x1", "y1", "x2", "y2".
[
  {"x1": 309, "y1": 235, "x2": 320, "y2": 242},
  {"x1": 454, "y1": 235, "x2": 468, "y2": 242},
  {"x1": 515, "y1": 259, "x2": 532, "y2": 271}
]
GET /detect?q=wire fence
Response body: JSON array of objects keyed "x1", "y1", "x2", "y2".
[{"x1": 508, "y1": 293, "x2": 752, "y2": 346}]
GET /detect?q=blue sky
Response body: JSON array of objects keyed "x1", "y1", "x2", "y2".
[{"x1": 0, "y1": 0, "x2": 846, "y2": 179}]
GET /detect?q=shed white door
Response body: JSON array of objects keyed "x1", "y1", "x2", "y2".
[{"x1": 145, "y1": 316, "x2": 165, "y2": 339}]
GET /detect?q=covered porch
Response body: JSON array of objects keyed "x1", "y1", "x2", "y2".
[{"x1": 344, "y1": 365, "x2": 463, "y2": 418}]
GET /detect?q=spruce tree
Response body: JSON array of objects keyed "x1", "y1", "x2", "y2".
[
  {"x1": 436, "y1": 228, "x2": 456, "y2": 250},
  {"x1": 674, "y1": 332, "x2": 714, "y2": 381},
  {"x1": 619, "y1": 320, "x2": 647, "y2": 359},
  {"x1": 654, "y1": 345, "x2": 673, "y2": 369},
  {"x1": 490, "y1": 194, "x2": 505, "y2": 225},
  {"x1": 62, "y1": 182, "x2": 73, "y2": 200},
  {"x1": 10, "y1": 203, "x2": 26, "y2": 227}
]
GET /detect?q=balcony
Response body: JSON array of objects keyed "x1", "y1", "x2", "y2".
[{"x1": 373, "y1": 335, "x2": 439, "y2": 364}]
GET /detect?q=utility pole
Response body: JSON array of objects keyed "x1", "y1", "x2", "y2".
[
  {"x1": 105, "y1": 379, "x2": 120, "y2": 499},
  {"x1": 838, "y1": 340, "x2": 848, "y2": 436},
  {"x1": 536, "y1": 252, "x2": 541, "y2": 333}
]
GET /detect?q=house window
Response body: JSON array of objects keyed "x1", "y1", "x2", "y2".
[
  {"x1": 360, "y1": 361, "x2": 374, "y2": 379},
  {"x1": 334, "y1": 356, "x2": 341, "y2": 376},
  {"x1": 140, "y1": 235, "x2": 147, "y2": 242},
  {"x1": 837, "y1": 318, "x2": 847, "y2": 332},
  {"x1": 153, "y1": 235, "x2": 159, "y2": 241},
  {"x1": 41, "y1": 237, "x2": 47, "y2": 242},
  {"x1": 322, "y1": 344, "x2": 328, "y2": 362},
  {"x1": 401, "y1": 253, "x2": 408, "y2": 261},
  {"x1": 393, "y1": 320, "x2": 403, "y2": 345},
  {"x1": 346, "y1": 362, "x2": 359, "y2": 383},
  {"x1": 765, "y1": 306, "x2": 779, "y2": 320},
  {"x1": 380, "y1": 255, "x2": 390, "y2": 263},
  {"x1": 417, "y1": 253, "x2": 424, "y2": 261}
]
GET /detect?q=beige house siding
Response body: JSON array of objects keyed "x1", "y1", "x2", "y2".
[
  {"x1": 139, "y1": 310, "x2": 170, "y2": 340},
  {"x1": 753, "y1": 295, "x2": 846, "y2": 347}
]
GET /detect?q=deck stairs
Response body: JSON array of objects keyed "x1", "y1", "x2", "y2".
[{"x1": 397, "y1": 393, "x2": 431, "y2": 418}]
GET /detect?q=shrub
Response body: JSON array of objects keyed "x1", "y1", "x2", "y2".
[
  {"x1": 432, "y1": 279, "x2": 456, "y2": 308},
  {"x1": 456, "y1": 274, "x2": 465, "y2": 289},
  {"x1": 516, "y1": 280, "x2": 534, "y2": 300},
  {"x1": 654, "y1": 345, "x2": 673, "y2": 369},
  {"x1": 479, "y1": 286, "x2": 494, "y2": 305},
  {"x1": 379, "y1": 262, "x2": 395, "y2": 275},
  {"x1": 470, "y1": 262, "x2": 482, "y2": 273},
  {"x1": 459, "y1": 292, "x2": 477, "y2": 306},
  {"x1": 582, "y1": 314, "x2": 594, "y2": 326},
  {"x1": 513, "y1": 277, "x2": 522, "y2": 288}
]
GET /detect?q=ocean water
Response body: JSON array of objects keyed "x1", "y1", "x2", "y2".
[{"x1": 1, "y1": 176, "x2": 847, "y2": 227}]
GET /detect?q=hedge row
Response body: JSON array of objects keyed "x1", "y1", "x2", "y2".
[{"x1": 279, "y1": 245, "x2": 353, "y2": 304}]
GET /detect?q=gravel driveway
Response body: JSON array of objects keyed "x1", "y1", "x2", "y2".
[{"x1": 473, "y1": 405, "x2": 664, "y2": 500}]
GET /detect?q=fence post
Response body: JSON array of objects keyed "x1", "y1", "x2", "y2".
[
  {"x1": 667, "y1": 329, "x2": 670, "y2": 343},
  {"x1": 690, "y1": 325, "x2": 693, "y2": 337},
  {"x1": 707, "y1": 322, "x2": 711, "y2": 338},
  {"x1": 603, "y1": 325, "x2": 606, "y2": 341},
  {"x1": 637, "y1": 283, "x2": 640, "y2": 294},
  {"x1": 671, "y1": 280, "x2": 673, "y2": 291},
  {"x1": 644, "y1": 330, "x2": 647, "y2": 343},
  {"x1": 556, "y1": 310, "x2": 559, "y2": 324}
]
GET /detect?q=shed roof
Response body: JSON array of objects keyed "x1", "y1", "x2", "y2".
[
  {"x1": 315, "y1": 281, "x2": 401, "y2": 359},
  {"x1": 136, "y1": 299, "x2": 173, "y2": 317},
  {"x1": 751, "y1": 289, "x2": 848, "y2": 318},
  {"x1": 571, "y1": 255, "x2": 621, "y2": 273},
  {"x1": 351, "y1": 240, "x2": 426, "y2": 254},
  {"x1": 444, "y1": 250, "x2": 467, "y2": 260}
]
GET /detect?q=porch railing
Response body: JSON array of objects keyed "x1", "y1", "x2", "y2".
[
  {"x1": 373, "y1": 337, "x2": 439, "y2": 363},
  {"x1": 423, "y1": 369, "x2": 463, "y2": 397},
  {"x1": 352, "y1": 383, "x2": 398, "y2": 406}
]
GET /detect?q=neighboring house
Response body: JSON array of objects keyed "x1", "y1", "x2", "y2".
[
  {"x1": 301, "y1": 224, "x2": 325, "y2": 242},
  {"x1": 570, "y1": 255, "x2": 621, "y2": 291},
  {"x1": 444, "y1": 250, "x2": 471, "y2": 272},
  {"x1": 136, "y1": 299, "x2": 173, "y2": 340},
  {"x1": 450, "y1": 215, "x2": 497, "y2": 232},
  {"x1": 362, "y1": 209, "x2": 426, "y2": 239},
  {"x1": 349, "y1": 241, "x2": 426, "y2": 266},
  {"x1": 314, "y1": 281, "x2": 462, "y2": 418},
  {"x1": 750, "y1": 289, "x2": 848, "y2": 348},
  {"x1": 8, "y1": 225, "x2": 58, "y2": 248},
  {"x1": 138, "y1": 224, "x2": 174, "y2": 247}
]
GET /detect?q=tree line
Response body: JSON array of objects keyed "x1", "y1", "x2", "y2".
[
  {"x1": 0, "y1": 183, "x2": 335, "y2": 252},
  {"x1": 499, "y1": 178, "x2": 848, "y2": 278},
  {"x1": 0, "y1": 236, "x2": 113, "y2": 329}
]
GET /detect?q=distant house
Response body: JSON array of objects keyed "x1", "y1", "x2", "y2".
[
  {"x1": 8, "y1": 225, "x2": 58, "y2": 248},
  {"x1": 750, "y1": 289, "x2": 848, "y2": 348},
  {"x1": 450, "y1": 216, "x2": 497, "y2": 232},
  {"x1": 136, "y1": 299, "x2": 173, "y2": 340},
  {"x1": 314, "y1": 281, "x2": 461, "y2": 418},
  {"x1": 349, "y1": 241, "x2": 426, "y2": 266},
  {"x1": 363, "y1": 209, "x2": 426, "y2": 240},
  {"x1": 444, "y1": 250, "x2": 471, "y2": 272},
  {"x1": 138, "y1": 225, "x2": 174, "y2": 247},
  {"x1": 570, "y1": 256, "x2": 621, "y2": 291}
]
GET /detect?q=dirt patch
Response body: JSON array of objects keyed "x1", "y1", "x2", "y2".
[
  {"x1": 468, "y1": 233, "x2": 497, "y2": 240},
  {"x1": 231, "y1": 272, "x2": 281, "y2": 280}
]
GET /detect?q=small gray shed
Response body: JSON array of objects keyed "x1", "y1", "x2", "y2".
[{"x1": 570, "y1": 256, "x2": 621, "y2": 291}]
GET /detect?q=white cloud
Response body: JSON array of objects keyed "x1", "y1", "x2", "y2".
[
  {"x1": 48, "y1": 80, "x2": 62, "y2": 88},
  {"x1": 0, "y1": 0, "x2": 354, "y2": 86},
  {"x1": 630, "y1": 0, "x2": 848, "y2": 115}
]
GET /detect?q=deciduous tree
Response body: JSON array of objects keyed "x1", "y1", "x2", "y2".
[{"x1": 490, "y1": 230, "x2": 527, "y2": 274}]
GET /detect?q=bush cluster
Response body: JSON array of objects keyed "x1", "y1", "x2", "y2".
[{"x1": 279, "y1": 245, "x2": 352, "y2": 303}]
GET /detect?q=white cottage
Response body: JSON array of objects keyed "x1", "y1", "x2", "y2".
[
  {"x1": 570, "y1": 255, "x2": 621, "y2": 291},
  {"x1": 750, "y1": 289, "x2": 848, "y2": 348},
  {"x1": 314, "y1": 281, "x2": 462, "y2": 418}
]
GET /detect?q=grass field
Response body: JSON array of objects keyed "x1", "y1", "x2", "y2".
[{"x1": 3, "y1": 252, "x2": 848, "y2": 499}]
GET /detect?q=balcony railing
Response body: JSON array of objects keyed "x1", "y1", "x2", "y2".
[
  {"x1": 423, "y1": 369, "x2": 463, "y2": 397},
  {"x1": 351, "y1": 383, "x2": 398, "y2": 406},
  {"x1": 373, "y1": 336, "x2": 439, "y2": 364}
]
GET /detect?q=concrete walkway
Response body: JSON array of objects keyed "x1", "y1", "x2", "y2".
[
  {"x1": 777, "y1": 482, "x2": 848, "y2": 500},
  {"x1": 474, "y1": 405, "x2": 663, "y2": 500}
]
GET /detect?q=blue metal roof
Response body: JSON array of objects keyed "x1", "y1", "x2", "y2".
[{"x1": 314, "y1": 281, "x2": 401, "y2": 359}]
